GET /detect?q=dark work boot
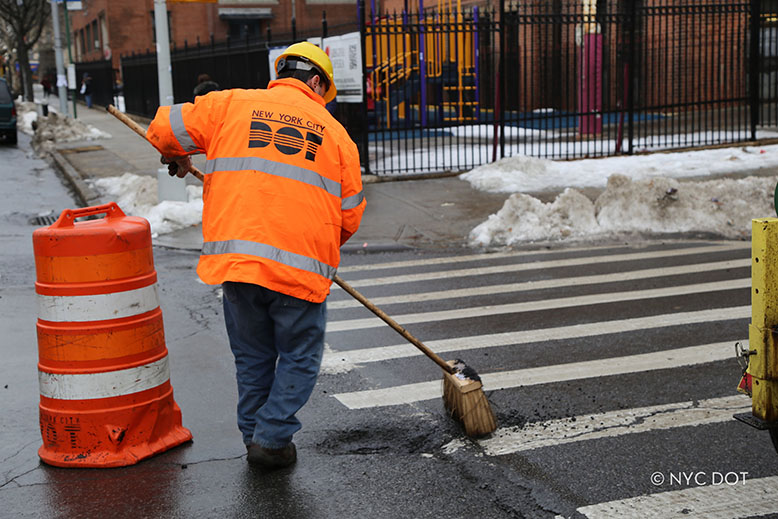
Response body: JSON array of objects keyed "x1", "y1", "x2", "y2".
[{"x1": 246, "y1": 442, "x2": 297, "y2": 468}]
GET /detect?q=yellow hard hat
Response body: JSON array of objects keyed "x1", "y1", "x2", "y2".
[{"x1": 275, "y1": 42, "x2": 337, "y2": 103}]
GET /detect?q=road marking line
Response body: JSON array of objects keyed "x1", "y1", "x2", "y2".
[
  {"x1": 326, "y1": 279, "x2": 750, "y2": 332},
  {"x1": 333, "y1": 340, "x2": 743, "y2": 409},
  {"x1": 329, "y1": 259, "x2": 750, "y2": 309},
  {"x1": 338, "y1": 245, "x2": 616, "y2": 273},
  {"x1": 476, "y1": 394, "x2": 750, "y2": 456},
  {"x1": 569, "y1": 475, "x2": 778, "y2": 519},
  {"x1": 336, "y1": 243, "x2": 748, "y2": 288},
  {"x1": 338, "y1": 242, "x2": 748, "y2": 274},
  {"x1": 322, "y1": 306, "x2": 750, "y2": 369}
]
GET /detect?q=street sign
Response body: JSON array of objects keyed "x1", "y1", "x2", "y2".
[
  {"x1": 57, "y1": 0, "x2": 83, "y2": 9},
  {"x1": 67, "y1": 63, "x2": 76, "y2": 90}
]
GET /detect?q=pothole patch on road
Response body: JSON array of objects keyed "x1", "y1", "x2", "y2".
[{"x1": 316, "y1": 422, "x2": 448, "y2": 456}]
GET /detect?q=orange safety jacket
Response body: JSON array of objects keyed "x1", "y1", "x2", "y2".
[{"x1": 147, "y1": 78, "x2": 365, "y2": 303}]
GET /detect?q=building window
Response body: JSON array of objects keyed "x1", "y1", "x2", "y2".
[
  {"x1": 85, "y1": 23, "x2": 91, "y2": 52},
  {"x1": 99, "y1": 13, "x2": 108, "y2": 51},
  {"x1": 92, "y1": 20, "x2": 100, "y2": 51},
  {"x1": 229, "y1": 20, "x2": 261, "y2": 40}
]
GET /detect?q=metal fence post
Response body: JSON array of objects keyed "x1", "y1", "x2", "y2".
[
  {"x1": 419, "y1": 0, "x2": 427, "y2": 127},
  {"x1": 751, "y1": 0, "x2": 761, "y2": 139},
  {"x1": 626, "y1": 0, "x2": 637, "y2": 155},
  {"x1": 499, "y1": 0, "x2": 506, "y2": 159},
  {"x1": 358, "y1": 0, "x2": 371, "y2": 174}
]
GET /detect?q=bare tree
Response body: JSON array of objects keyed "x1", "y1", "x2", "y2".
[{"x1": 0, "y1": 0, "x2": 50, "y2": 101}]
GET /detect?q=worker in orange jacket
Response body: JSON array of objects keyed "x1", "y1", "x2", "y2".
[{"x1": 147, "y1": 42, "x2": 365, "y2": 469}]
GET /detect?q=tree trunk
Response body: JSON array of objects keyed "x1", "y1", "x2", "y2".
[{"x1": 16, "y1": 36, "x2": 33, "y2": 102}]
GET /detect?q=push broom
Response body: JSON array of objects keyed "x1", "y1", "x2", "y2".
[
  {"x1": 332, "y1": 276, "x2": 497, "y2": 437},
  {"x1": 106, "y1": 104, "x2": 498, "y2": 438}
]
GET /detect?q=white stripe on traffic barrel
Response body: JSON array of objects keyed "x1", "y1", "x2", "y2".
[
  {"x1": 39, "y1": 356, "x2": 170, "y2": 400},
  {"x1": 36, "y1": 284, "x2": 160, "y2": 322}
]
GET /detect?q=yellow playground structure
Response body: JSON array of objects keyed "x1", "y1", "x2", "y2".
[{"x1": 365, "y1": 0, "x2": 481, "y2": 127}]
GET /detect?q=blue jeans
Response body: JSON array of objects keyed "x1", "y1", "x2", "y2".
[{"x1": 222, "y1": 281, "x2": 326, "y2": 449}]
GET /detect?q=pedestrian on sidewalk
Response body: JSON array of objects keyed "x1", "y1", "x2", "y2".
[
  {"x1": 147, "y1": 42, "x2": 365, "y2": 469},
  {"x1": 80, "y1": 73, "x2": 93, "y2": 108}
]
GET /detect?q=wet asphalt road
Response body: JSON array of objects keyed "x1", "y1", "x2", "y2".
[{"x1": 3, "y1": 133, "x2": 778, "y2": 518}]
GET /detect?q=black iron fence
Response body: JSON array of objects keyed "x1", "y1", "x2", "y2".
[
  {"x1": 361, "y1": 0, "x2": 778, "y2": 175},
  {"x1": 122, "y1": 36, "x2": 280, "y2": 114},
  {"x1": 120, "y1": 16, "x2": 358, "y2": 113},
  {"x1": 74, "y1": 60, "x2": 114, "y2": 108},
  {"x1": 113, "y1": 0, "x2": 778, "y2": 175}
]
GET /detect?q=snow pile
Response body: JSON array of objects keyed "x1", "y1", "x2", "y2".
[
  {"x1": 461, "y1": 145, "x2": 778, "y2": 194},
  {"x1": 91, "y1": 173, "x2": 203, "y2": 236},
  {"x1": 15, "y1": 101, "x2": 111, "y2": 144},
  {"x1": 469, "y1": 174, "x2": 776, "y2": 245},
  {"x1": 16, "y1": 101, "x2": 39, "y2": 135},
  {"x1": 32, "y1": 111, "x2": 112, "y2": 146}
]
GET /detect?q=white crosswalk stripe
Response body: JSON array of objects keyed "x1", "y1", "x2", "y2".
[
  {"x1": 564, "y1": 475, "x2": 778, "y2": 518},
  {"x1": 322, "y1": 306, "x2": 749, "y2": 370},
  {"x1": 328, "y1": 258, "x2": 749, "y2": 309},
  {"x1": 326, "y1": 279, "x2": 749, "y2": 332},
  {"x1": 473, "y1": 394, "x2": 751, "y2": 456},
  {"x1": 335, "y1": 243, "x2": 748, "y2": 287},
  {"x1": 333, "y1": 340, "x2": 743, "y2": 409}
]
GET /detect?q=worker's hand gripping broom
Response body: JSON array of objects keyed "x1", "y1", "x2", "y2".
[
  {"x1": 333, "y1": 276, "x2": 497, "y2": 438},
  {"x1": 105, "y1": 104, "x2": 497, "y2": 437},
  {"x1": 105, "y1": 104, "x2": 204, "y2": 182}
]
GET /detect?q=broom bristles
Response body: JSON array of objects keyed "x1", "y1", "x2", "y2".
[{"x1": 443, "y1": 360, "x2": 497, "y2": 437}]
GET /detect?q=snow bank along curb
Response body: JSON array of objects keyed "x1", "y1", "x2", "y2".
[{"x1": 469, "y1": 174, "x2": 777, "y2": 246}]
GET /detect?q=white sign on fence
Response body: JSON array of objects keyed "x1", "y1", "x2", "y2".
[
  {"x1": 267, "y1": 32, "x2": 363, "y2": 103},
  {"x1": 323, "y1": 32, "x2": 363, "y2": 103}
]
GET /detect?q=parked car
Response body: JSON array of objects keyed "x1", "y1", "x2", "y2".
[{"x1": 0, "y1": 78, "x2": 17, "y2": 145}]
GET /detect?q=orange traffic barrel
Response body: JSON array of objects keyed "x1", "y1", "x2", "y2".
[{"x1": 32, "y1": 202, "x2": 192, "y2": 467}]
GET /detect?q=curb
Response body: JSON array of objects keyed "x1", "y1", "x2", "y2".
[
  {"x1": 341, "y1": 241, "x2": 416, "y2": 254},
  {"x1": 361, "y1": 170, "x2": 463, "y2": 184},
  {"x1": 47, "y1": 147, "x2": 101, "y2": 207}
]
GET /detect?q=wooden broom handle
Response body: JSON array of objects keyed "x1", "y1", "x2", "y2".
[
  {"x1": 106, "y1": 104, "x2": 205, "y2": 182},
  {"x1": 333, "y1": 275, "x2": 455, "y2": 374}
]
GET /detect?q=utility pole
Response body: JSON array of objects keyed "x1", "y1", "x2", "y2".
[
  {"x1": 153, "y1": 0, "x2": 186, "y2": 202},
  {"x1": 50, "y1": 0, "x2": 67, "y2": 114},
  {"x1": 63, "y1": 0, "x2": 76, "y2": 118},
  {"x1": 154, "y1": 0, "x2": 174, "y2": 107}
]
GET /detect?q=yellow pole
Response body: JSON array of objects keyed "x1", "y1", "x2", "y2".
[{"x1": 749, "y1": 217, "x2": 778, "y2": 423}]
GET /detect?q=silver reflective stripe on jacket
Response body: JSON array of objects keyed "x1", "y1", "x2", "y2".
[
  {"x1": 342, "y1": 191, "x2": 365, "y2": 210},
  {"x1": 169, "y1": 104, "x2": 200, "y2": 153},
  {"x1": 202, "y1": 240, "x2": 336, "y2": 279},
  {"x1": 206, "y1": 156, "x2": 341, "y2": 198}
]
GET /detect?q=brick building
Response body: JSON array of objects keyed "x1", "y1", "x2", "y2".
[{"x1": 67, "y1": 0, "x2": 363, "y2": 80}]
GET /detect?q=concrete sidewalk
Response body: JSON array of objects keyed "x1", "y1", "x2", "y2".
[{"x1": 47, "y1": 103, "x2": 508, "y2": 252}]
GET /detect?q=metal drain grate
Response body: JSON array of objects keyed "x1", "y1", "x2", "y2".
[{"x1": 30, "y1": 214, "x2": 59, "y2": 226}]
